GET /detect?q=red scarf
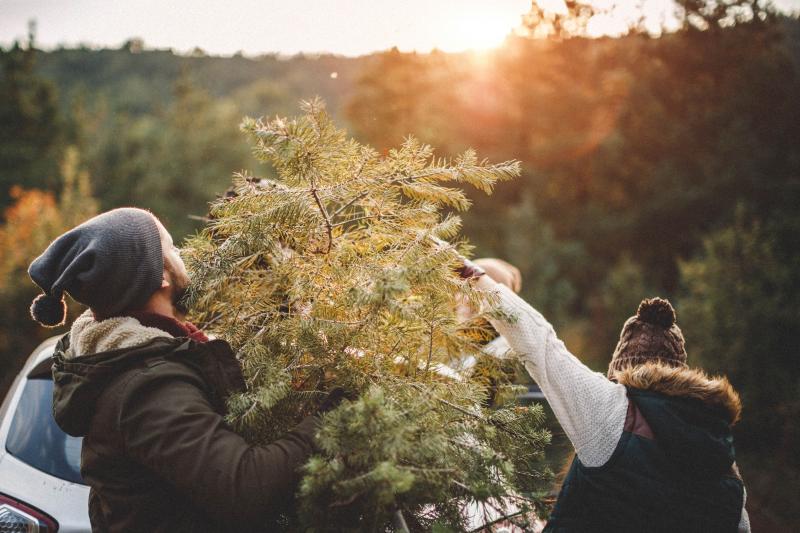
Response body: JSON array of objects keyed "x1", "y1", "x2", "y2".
[{"x1": 125, "y1": 311, "x2": 210, "y2": 343}]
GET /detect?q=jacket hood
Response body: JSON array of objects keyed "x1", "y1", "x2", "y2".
[
  {"x1": 616, "y1": 362, "x2": 742, "y2": 477},
  {"x1": 52, "y1": 310, "x2": 182, "y2": 436},
  {"x1": 62, "y1": 309, "x2": 175, "y2": 359}
]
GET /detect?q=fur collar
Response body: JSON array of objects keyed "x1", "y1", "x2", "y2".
[
  {"x1": 614, "y1": 362, "x2": 741, "y2": 425},
  {"x1": 65, "y1": 309, "x2": 173, "y2": 359}
]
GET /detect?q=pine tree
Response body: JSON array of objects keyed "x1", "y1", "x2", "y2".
[
  {"x1": 183, "y1": 99, "x2": 551, "y2": 532},
  {"x1": 0, "y1": 24, "x2": 63, "y2": 210}
]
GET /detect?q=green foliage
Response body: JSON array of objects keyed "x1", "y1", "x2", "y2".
[
  {"x1": 83, "y1": 72, "x2": 253, "y2": 239},
  {"x1": 679, "y1": 208, "x2": 800, "y2": 455},
  {"x1": 523, "y1": 17, "x2": 797, "y2": 292},
  {"x1": 0, "y1": 40, "x2": 63, "y2": 210},
  {"x1": 182, "y1": 100, "x2": 550, "y2": 531},
  {"x1": 0, "y1": 147, "x2": 97, "y2": 390},
  {"x1": 346, "y1": 49, "x2": 462, "y2": 153},
  {"x1": 302, "y1": 385, "x2": 549, "y2": 531},
  {"x1": 678, "y1": 205, "x2": 800, "y2": 527},
  {"x1": 583, "y1": 254, "x2": 656, "y2": 364},
  {"x1": 33, "y1": 44, "x2": 366, "y2": 120},
  {"x1": 469, "y1": 192, "x2": 583, "y2": 329}
]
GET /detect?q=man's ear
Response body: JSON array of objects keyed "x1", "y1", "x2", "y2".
[{"x1": 161, "y1": 271, "x2": 171, "y2": 289}]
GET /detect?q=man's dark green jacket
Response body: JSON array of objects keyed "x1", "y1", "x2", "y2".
[{"x1": 51, "y1": 331, "x2": 319, "y2": 533}]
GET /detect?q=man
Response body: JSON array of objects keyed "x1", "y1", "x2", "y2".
[
  {"x1": 468, "y1": 267, "x2": 750, "y2": 532},
  {"x1": 29, "y1": 207, "x2": 338, "y2": 532}
]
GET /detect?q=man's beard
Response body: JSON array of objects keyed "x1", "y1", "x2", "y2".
[
  {"x1": 165, "y1": 262, "x2": 191, "y2": 315},
  {"x1": 172, "y1": 280, "x2": 190, "y2": 316}
]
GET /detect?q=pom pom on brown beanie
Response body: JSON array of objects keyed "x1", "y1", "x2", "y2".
[{"x1": 607, "y1": 297, "x2": 687, "y2": 378}]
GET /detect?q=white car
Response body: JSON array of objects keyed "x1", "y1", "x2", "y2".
[{"x1": 0, "y1": 336, "x2": 91, "y2": 532}]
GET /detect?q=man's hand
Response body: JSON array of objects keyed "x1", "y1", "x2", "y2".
[{"x1": 318, "y1": 387, "x2": 356, "y2": 413}]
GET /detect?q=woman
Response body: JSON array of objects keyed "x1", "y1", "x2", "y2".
[{"x1": 467, "y1": 262, "x2": 750, "y2": 532}]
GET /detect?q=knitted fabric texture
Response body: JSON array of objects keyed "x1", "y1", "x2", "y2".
[
  {"x1": 608, "y1": 297, "x2": 687, "y2": 378},
  {"x1": 65, "y1": 309, "x2": 173, "y2": 359},
  {"x1": 64, "y1": 309, "x2": 209, "y2": 359},
  {"x1": 28, "y1": 208, "x2": 163, "y2": 326},
  {"x1": 480, "y1": 279, "x2": 629, "y2": 467}
]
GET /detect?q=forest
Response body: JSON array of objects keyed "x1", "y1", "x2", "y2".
[{"x1": 1, "y1": 1, "x2": 799, "y2": 529}]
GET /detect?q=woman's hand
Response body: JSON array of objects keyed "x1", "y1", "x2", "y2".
[
  {"x1": 473, "y1": 258, "x2": 521, "y2": 293},
  {"x1": 456, "y1": 258, "x2": 487, "y2": 280}
]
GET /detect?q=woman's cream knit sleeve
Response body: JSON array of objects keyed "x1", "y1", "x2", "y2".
[{"x1": 477, "y1": 277, "x2": 628, "y2": 467}]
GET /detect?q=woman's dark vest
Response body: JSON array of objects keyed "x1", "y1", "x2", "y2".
[{"x1": 544, "y1": 388, "x2": 744, "y2": 533}]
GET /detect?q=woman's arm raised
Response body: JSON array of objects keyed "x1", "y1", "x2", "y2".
[{"x1": 476, "y1": 275, "x2": 629, "y2": 467}]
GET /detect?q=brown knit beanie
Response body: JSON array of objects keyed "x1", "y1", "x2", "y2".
[{"x1": 607, "y1": 297, "x2": 687, "y2": 378}]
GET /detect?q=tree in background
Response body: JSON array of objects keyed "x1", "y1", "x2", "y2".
[
  {"x1": 679, "y1": 209, "x2": 800, "y2": 448},
  {"x1": 229, "y1": 78, "x2": 295, "y2": 119},
  {"x1": 520, "y1": 0, "x2": 596, "y2": 39},
  {"x1": 85, "y1": 70, "x2": 253, "y2": 239},
  {"x1": 584, "y1": 253, "x2": 654, "y2": 363},
  {"x1": 521, "y1": 0, "x2": 794, "y2": 293},
  {"x1": 182, "y1": 100, "x2": 551, "y2": 531},
  {"x1": 347, "y1": 48, "x2": 437, "y2": 151},
  {"x1": 0, "y1": 147, "x2": 97, "y2": 392},
  {"x1": 0, "y1": 24, "x2": 63, "y2": 211},
  {"x1": 679, "y1": 207, "x2": 800, "y2": 525},
  {"x1": 137, "y1": 71, "x2": 252, "y2": 237},
  {"x1": 673, "y1": 0, "x2": 777, "y2": 31}
]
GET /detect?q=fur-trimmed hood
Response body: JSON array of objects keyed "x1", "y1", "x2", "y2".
[
  {"x1": 53, "y1": 311, "x2": 187, "y2": 437},
  {"x1": 64, "y1": 309, "x2": 173, "y2": 359},
  {"x1": 615, "y1": 362, "x2": 741, "y2": 477},
  {"x1": 614, "y1": 362, "x2": 741, "y2": 425}
]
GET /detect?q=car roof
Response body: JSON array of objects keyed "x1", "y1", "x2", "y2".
[
  {"x1": 25, "y1": 336, "x2": 60, "y2": 375},
  {"x1": 0, "y1": 335, "x2": 63, "y2": 456},
  {"x1": 0, "y1": 333, "x2": 91, "y2": 526}
]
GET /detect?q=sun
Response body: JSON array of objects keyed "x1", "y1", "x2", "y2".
[{"x1": 439, "y1": 8, "x2": 518, "y2": 52}]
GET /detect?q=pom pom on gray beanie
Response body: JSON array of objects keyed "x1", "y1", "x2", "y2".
[{"x1": 28, "y1": 208, "x2": 164, "y2": 327}]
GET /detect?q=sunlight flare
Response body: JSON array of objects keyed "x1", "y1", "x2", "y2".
[{"x1": 439, "y1": 7, "x2": 520, "y2": 51}]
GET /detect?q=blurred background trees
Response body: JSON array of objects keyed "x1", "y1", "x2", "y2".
[
  {"x1": 1, "y1": 0, "x2": 798, "y2": 527},
  {"x1": 0, "y1": 26, "x2": 63, "y2": 210},
  {"x1": 0, "y1": 147, "x2": 97, "y2": 392}
]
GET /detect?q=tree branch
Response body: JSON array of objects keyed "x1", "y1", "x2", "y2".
[
  {"x1": 327, "y1": 166, "x2": 464, "y2": 218},
  {"x1": 309, "y1": 183, "x2": 333, "y2": 254},
  {"x1": 408, "y1": 383, "x2": 531, "y2": 442},
  {"x1": 425, "y1": 322, "x2": 435, "y2": 374},
  {"x1": 331, "y1": 214, "x2": 382, "y2": 228}
]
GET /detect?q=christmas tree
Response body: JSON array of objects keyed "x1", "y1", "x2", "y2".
[{"x1": 182, "y1": 99, "x2": 551, "y2": 531}]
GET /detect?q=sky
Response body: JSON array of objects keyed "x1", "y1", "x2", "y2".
[{"x1": 2, "y1": 0, "x2": 799, "y2": 56}]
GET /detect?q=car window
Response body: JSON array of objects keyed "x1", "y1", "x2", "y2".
[{"x1": 5, "y1": 378, "x2": 84, "y2": 485}]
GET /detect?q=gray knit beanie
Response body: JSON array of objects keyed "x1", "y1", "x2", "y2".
[
  {"x1": 28, "y1": 208, "x2": 164, "y2": 327},
  {"x1": 607, "y1": 297, "x2": 688, "y2": 377}
]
